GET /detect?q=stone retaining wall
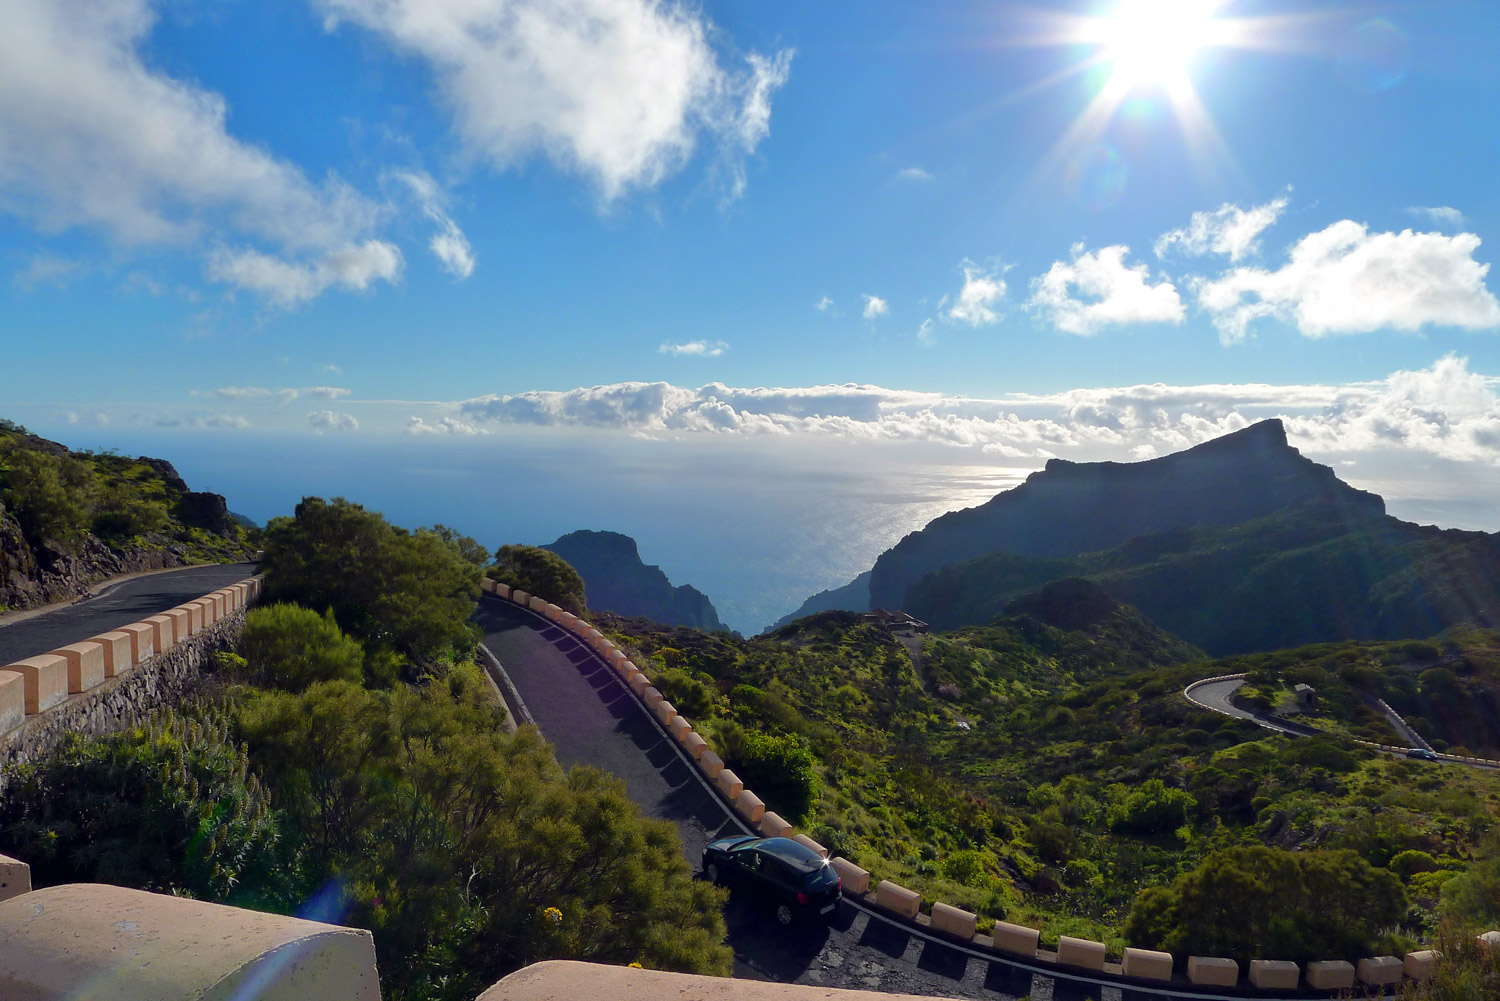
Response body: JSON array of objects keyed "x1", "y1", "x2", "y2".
[{"x1": 0, "y1": 575, "x2": 263, "y2": 794}]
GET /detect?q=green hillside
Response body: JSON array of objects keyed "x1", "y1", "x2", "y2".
[
  {"x1": 0, "y1": 419, "x2": 256, "y2": 610},
  {"x1": 604, "y1": 600, "x2": 1500, "y2": 957},
  {"x1": 904, "y1": 499, "x2": 1500, "y2": 655}
]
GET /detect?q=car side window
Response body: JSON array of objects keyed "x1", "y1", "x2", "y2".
[{"x1": 737, "y1": 848, "x2": 763, "y2": 872}]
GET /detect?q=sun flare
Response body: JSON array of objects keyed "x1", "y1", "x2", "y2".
[{"x1": 1092, "y1": 0, "x2": 1229, "y2": 93}]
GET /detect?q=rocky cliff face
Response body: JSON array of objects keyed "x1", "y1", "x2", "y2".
[
  {"x1": 868, "y1": 419, "x2": 1384, "y2": 610},
  {"x1": 542, "y1": 530, "x2": 727, "y2": 632}
]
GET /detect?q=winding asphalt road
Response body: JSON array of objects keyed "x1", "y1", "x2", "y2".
[
  {"x1": 476, "y1": 597, "x2": 1352, "y2": 1001},
  {"x1": 0, "y1": 563, "x2": 258, "y2": 666}
]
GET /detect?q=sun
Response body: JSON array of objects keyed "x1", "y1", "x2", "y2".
[{"x1": 1090, "y1": 0, "x2": 1229, "y2": 94}]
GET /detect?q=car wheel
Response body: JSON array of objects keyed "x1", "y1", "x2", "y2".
[
  {"x1": 705, "y1": 862, "x2": 720, "y2": 884},
  {"x1": 776, "y1": 904, "x2": 793, "y2": 926}
]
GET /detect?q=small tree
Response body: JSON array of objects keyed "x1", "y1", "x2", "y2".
[
  {"x1": 491, "y1": 545, "x2": 587, "y2": 614},
  {"x1": 238, "y1": 604, "x2": 366, "y2": 692}
]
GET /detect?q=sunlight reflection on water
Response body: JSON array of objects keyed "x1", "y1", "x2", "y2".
[{"x1": 77, "y1": 430, "x2": 1036, "y2": 635}]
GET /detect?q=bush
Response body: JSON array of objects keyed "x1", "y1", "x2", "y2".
[
  {"x1": 1107, "y1": 778, "x2": 1196, "y2": 835},
  {"x1": 0, "y1": 445, "x2": 95, "y2": 551},
  {"x1": 0, "y1": 708, "x2": 296, "y2": 907},
  {"x1": 238, "y1": 604, "x2": 366, "y2": 692},
  {"x1": 261, "y1": 497, "x2": 481, "y2": 663},
  {"x1": 729, "y1": 729, "x2": 819, "y2": 821},
  {"x1": 1124, "y1": 845, "x2": 1406, "y2": 962},
  {"x1": 490, "y1": 545, "x2": 586, "y2": 614},
  {"x1": 653, "y1": 668, "x2": 714, "y2": 719}
]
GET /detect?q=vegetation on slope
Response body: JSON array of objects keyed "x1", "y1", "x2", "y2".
[
  {"x1": 603, "y1": 594, "x2": 1500, "y2": 958},
  {"x1": 0, "y1": 419, "x2": 255, "y2": 609},
  {"x1": 904, "y1": 499, "x2": 1500, "y2": 655},
  {"x1": 1, "y1": 496, "x2": 730, "y2": 1000}
]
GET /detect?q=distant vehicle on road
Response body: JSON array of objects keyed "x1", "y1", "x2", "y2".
[
  {"x1": 702, "y1": 835, "x2": 841, "y2": 926},
  {"x1": 1407, "y1": 748, "x2": 1440, "y2": 761}
]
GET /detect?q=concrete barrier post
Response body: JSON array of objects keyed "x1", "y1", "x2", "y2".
[
  {"x1": 991, "y1": 922, "x2": 1039, "y2": 958},
  {"x1": 0, "y1": 854, "x2": 30, "y2": 903},
  {"x1": 758, "y1": 812, "x2": 792, "y2": 839},
  {"x1": 874, "y1": 881, "x2": 920, "y2": 919},
  {"x1": 6, "y1": 655, "x2": 68, "y2": 713},
  {"x1": 792, "y1": 834, "x2": 828, "y2": 858},
  {"x1": 1057, "y1": 936, "x2": 1106, "y2": 972},
  {"x1": 654, "y1": 700, "x2": 677, "y2": 725},
  {"x1": 715, "y1": 769, "x2": 743, "y2": 799},
  {"x1": 668, "y1": 717, "x2": 693, "y2": 742},
  {"x1": 91, "y1": 631, "x2": 134, "y2": 677},
  {"x1": 1248, "y1": 960, "x2": 1299, "y2": 989},
  {"x1": 0, "y1": 672, "x2": 23, "y2": 733},
  {"x1": 166, "y1": 607, "x2": 191, "y2": 642},
  {"x1": 628, "y1": 672, "x2": 651, "y2": 696},
  {"x1": 699, "y1": 749, "x2": 726, "y2": 778},
  {"x1": 735, "y1": 789, "x2": 766, "y2": 824},
  {"x1": 828, "y1": 857, "x2": 868, "y2": 894},
  {"x1": 51, "y1": 642, "x2": 106, "y2": 693},
  {"x1": 180, "y1": 603, "x2": 203, "y2": 634},
  {"x1": 495, "y1": 583, "x2": 512, "y2": 600},
  {"x1": 930, "y1": 902, "x2": 976, "y2": 940},
  {"x1": 1121, "y1": 948, "x2": 1172, "y2": 981},
  {"x1": 120, "y1": 622, "x2": 156, "y2": 663},
  {"x1": 1357, "y1": 956, "x2": 1402, "y2": 986},
  {"x1": 1187, "y1": 956, "x2": 1238, "y2": 986},
  {"x1": 528, "y1": 595, "x2": 547, "y2": 612},
  {"x1": 682, "y1": 732, "x2": 708, "y2": 759},
  {"x1": 1404, "y1": 951, "x2": 1437, "y2": 981},
  {"x1": 481, "y1": 578, "x2": 497, "y2": 594},
  {"x1": 1305, "y1": 960, "x2": 1355, "y2": 990},
  {"x1": 642, "y1": 686, "x2": 664, "y2": 710},
  {"x1": 145, "y1": 614, "x2": 177, "y2": 653}
]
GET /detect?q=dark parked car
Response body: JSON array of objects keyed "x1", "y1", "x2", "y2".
[
  {"x1": 1407, "y1": 748, "x2": 1440, "y2": 761},
  {"x1": 702, "y1": 835, "x2": 842, "y2": 925}
]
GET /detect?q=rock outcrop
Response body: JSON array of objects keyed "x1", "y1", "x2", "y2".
[{"x1": 542, "y1": 530, "x2": 727, "y2": 632}]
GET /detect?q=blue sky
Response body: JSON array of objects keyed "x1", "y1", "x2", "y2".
[{"x1": 4, "y1": 0, "x2": 1500, "y2": 520}]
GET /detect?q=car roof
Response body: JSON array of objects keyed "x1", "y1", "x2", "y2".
[{"x1": 752, "y1": 837, "x2": 828, "y2": 872}]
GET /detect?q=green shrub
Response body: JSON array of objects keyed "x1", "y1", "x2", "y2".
[
  {"x1": 729, "y1": 729, "x2": 819, "y2": 821},
  {"x1": 0, "y1": 708, "x2": 296, "y2": 906},
  {"x1": 238, "y1": 604, "x2": 365, "y2": 692},
  {"x1": 1124, "y1": 845, "x2": 1406, "y2": 962},
  {"x1": 1107, "y1": 779, "x2": 1196, "y2": 835},
  {"x1": 490, "y1": 544, "x2": 586, "y2": 614}
]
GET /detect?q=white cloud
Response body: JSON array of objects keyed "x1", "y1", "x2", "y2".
[
  {"x1": 814, "y1": 296, "x2": 832, "y2": 312},
  {"x1": 897, "y1": 167, "x2": 932, "y2": 181},
  {"x1": 215, "y1": 386, "x2": 272, "y2": 400},
  {"x1": 208, "y1": 241, "x2": 403, "y2": 307},
  {"x1": 405, "y1": 415, "x2": 487, "y2": 435},
  {"x1": 322, "y1": 364, "x2": 344, "y2": 375},
  {"x1": 449, "y1": 357, "x2": 1500, "y2": 466},
  {"x1": 0, "y1": 0, "x2": 387, "y2": 302},
  {"x1": 12, "y1": 254, "x2": 80, "y2": 291},
  {"x1": 305, "y1": 386, "x2": 352, "y2": 399},
  {"x1": 308, "y1": 409, "x2": 360, "y2": 432},
  {"x1": 1194, "y1": 221, "x2": 1500, "y2": 344},
  {"x1": 192, "y1": 414, "x2": 250, "y2": 429},
  {"x1": 397, "y1": 170, "x2": 475, "y2": 279},
  {"x1": 1028, "y1": 244, "x2": 1184, "y2": 335},
  {"x1": 276, "y1": 388, "x2": 300, "y2": 407},
  {"x1": 319, "y1": 0, "x2": 792, "y2": 202},
  {"x1": 917, "y1": 319, "x2": 937, "y2": 347},
  {"x1": 944, "y1": 260, "x2": 1006, "y2": 327},
  {"x1": 1409, "y1": 206, "x2": 1466, "y2": 229},
  {"x1": 659, "y1": 340, "x2": 727, "y2": 357},
  {"x1": 1155, "y1": 196, "x2": 1289, "y2": 262},
  {"x1": 862, "y1": 294, "x2": 889, "y2": 319}
]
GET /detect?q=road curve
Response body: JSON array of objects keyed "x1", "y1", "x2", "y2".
[
  {"x1": 0, "y1": 562, "x2": 258, "y2": 666},
  {"x1": 478, "y1": 598, "x2": 1354, "y2": 1001}
]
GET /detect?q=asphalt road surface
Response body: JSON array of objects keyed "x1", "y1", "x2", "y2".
[
  {"x1": 1182, "y1": 678, "x2": 1311, "y2": 736},
  {"x1": 476, "y1": 597, "x2": 1192, "y2": 1001},
  {"x1": 0, "y1": 563, "x2": 258, "y2": 667}
]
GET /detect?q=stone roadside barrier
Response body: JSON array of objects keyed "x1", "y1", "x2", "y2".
[
  {"x1": 485, "y1": 584, "x2": 1465, "y2": 995},
  {"x1": 1, "y1": 573, "x2": 265, "y2": 742}
]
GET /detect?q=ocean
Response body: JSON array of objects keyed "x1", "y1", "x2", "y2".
[{"x1": 54, "y1": 428, "x2": 1031, "y2": 635}]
